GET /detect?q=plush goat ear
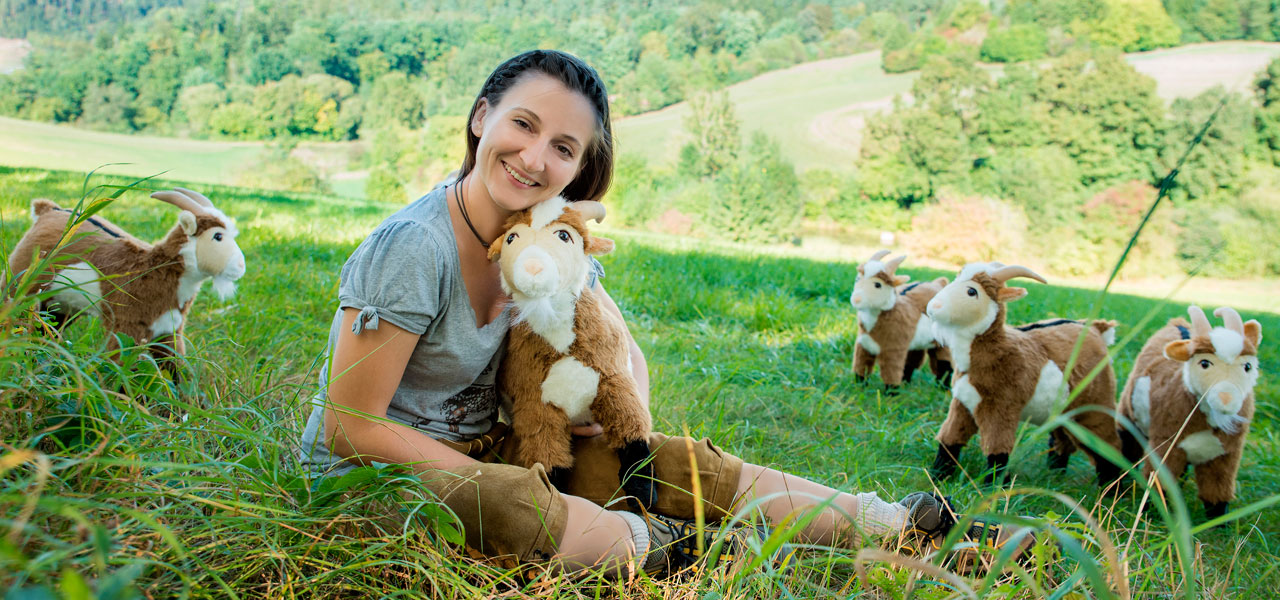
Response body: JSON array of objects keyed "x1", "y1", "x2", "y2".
[
  {"x1": 1244, "y1": 319, "x2": 1262, "y2": 347},
  {"x1": 996, "y1": 286, "x2": 1028, "y2": 303},
  {"x1": 486, "y1": 241, "x2": 503, "y2": 262},
  {"x1": 585, "y1": 235, "x2": 614, "y2": 256},
  {"x1": 178, "y1": 211, "x2": 197, "y2": 235},
  {"x1": 894, "y1": 274, "x2": 911, "y2": 286},
  {"x1": 1164, "y1": 339, "x2": 1193, "y2": 362}
]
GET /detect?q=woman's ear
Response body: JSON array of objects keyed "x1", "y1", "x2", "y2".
[{"x1": 470, "y1": 98, "x2": 490, "y2": 138}]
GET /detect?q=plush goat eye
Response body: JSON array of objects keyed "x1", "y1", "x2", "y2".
[
  {"x1": 213, "y1": 232, "x2": 223, "y2": 242},
  {"x1": 1199, "y1": 359, "x2": 1212, "y2": 369},
  {"x1": 874, "y1": 282, "x2": 881, "y2": 289},
  {"x1": 1244, "y1": 363, "x2": 1253, "y2": 372},
  {"x1": 966, "y1": 287, "x2": 978, "y2": 297},
  {"x1": 557, "y1": 230, "x2": 571, "y2": 243},
  {"x1": 506, "y1": 233, "x2": 518, "y2": 244}
]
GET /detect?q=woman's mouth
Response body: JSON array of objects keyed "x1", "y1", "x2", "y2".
[{"x1": 503, "y1": 162, "x2": 539, "y2": 187}]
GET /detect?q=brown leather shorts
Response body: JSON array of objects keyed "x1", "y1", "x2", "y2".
[{"x1": 419, "y1": 427, "x2": 744, "y2": 563}]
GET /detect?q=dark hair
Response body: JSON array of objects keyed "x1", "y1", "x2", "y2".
[{"x1": 458, "y1": 49, "x2": 613, "y2": 202}]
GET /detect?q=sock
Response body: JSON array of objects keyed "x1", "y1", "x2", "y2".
[
  {"x1": 849, "y1": 492, "x2": 910, "y2": 547},
  {"x1": 615, "y1": 510, "x2": 675, "y2": 574}
]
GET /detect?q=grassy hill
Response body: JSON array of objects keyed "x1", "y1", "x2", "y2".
[{"x1": 1, "y1": 166, "x2": 1276, "y2": 597}]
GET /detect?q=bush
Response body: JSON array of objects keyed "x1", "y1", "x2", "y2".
[
  {"x1": 365, "y1": 166, "x2": 408, "y2": 203},
  {"x1": 980, "y1": 24, "x2": 1049, "y2": 62},
  {"x1": 906, "y1": 194, "x2": 1028, "y2": 266},
  {"x1": 234, "y1": 147, "x2": 331, "y2": 194}
]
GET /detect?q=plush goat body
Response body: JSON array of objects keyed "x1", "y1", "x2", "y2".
[
  {"x1": 492, "y1": 197, "x2": 654, "y2": 505},
  {"x1": 928, "y1": 263, "x2": 1121, "y2": 486},
  {"x1": 7, "y1": 189, "x2": 245, "y2": 367},
  {"x1": 1118, "y1": 306, "x2": 1261, "y2": 518},
  {"x1": 851, "y1": 251, "x2": 952, "y2": 388}
]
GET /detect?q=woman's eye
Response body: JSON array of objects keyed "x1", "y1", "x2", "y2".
[
  {"x1": 514, "y1": 118, "x2": 530, "y2": 130},
  {"x1": 557, "y1": 230, "x2": 571, "y2": 243},
  {"x1": 966, "y1": 287, "x2": 978, "y2": 297},
  {"x1": 213, "y1": 232, "x2": 223, "y2": 241},
  {"x1": 506, "y1": 233, "x2": 518, "y2": 244},
  {"x1": 556, "y1": 145, "x2": 573, "y2": 158},
  {"x1": 1199, "y1": 359, "x2": 1212, "y2": 369}
]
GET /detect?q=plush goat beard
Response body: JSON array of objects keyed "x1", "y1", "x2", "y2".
[
  {"x1": 209, "y1": 276, "x2": 237, "y2": 300},
  {"x1": 510, "y1": 289, "x2": 577, "y2": 329}
]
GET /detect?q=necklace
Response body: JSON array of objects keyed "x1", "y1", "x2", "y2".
[{"x1": 454, "y1": 181, "x2": 490, "y2": 249}]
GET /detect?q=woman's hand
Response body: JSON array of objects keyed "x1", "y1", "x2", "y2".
[{"x1": 570, "y1": 422, "x2": 603, "y2": 437}]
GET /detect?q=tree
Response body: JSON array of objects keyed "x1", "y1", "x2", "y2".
[
  {"x1": 980, "y1": 24, "x2": 1048, "y2": 62},
  {"x1": 680, "y1": 91, "x2": 741, "y2": 178},
  {"x1": 1084, "y1": 0, "x2": 1181, "y2": 51}
]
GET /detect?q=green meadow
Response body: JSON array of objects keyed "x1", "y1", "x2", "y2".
[{"x1": 1, "y1": 166, "x2": 1276, "y2": 598}]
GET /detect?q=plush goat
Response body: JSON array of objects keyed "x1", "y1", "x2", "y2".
[
  {"x1": 7, "y1": 188, "x2": 245, "y2": 371},
  {"x1": 850, "y1": 250, "x2": 952, "y2": 390},
  {"x1": 1118, "y1": 306, "x2": 1262, "y2": 519},
  {"x1": 926, "y1": 263, "x2": 1122, "y2": 486},
  {"x1": 489, "y1": 197, "x2": 655, "y2": 506}
]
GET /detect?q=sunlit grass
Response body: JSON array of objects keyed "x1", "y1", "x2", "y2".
[{"x1": 0, "y1": 165, "x2": 1277, "y2": 597}]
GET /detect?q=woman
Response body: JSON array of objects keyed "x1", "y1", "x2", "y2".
[{"x1": 299, "y1": 49, "x2": 1022, "y2": 575}]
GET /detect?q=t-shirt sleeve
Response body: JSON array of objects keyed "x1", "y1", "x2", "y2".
[
  {"x1": 338, "y1": 220, "x2": 444, "y2": 336},
  {"x1": 587, "y1": 256, "x2": 605, "y2": 289}
]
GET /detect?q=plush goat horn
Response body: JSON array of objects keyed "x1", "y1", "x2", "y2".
[
  {"x1": 572, "y1": 200, "x2": 606, "y2": 223},
  {"x1": 1213, "y1": 306, "x2": 1245, "y2": 334},
  {"x1": 174, "y1": 187, "x2": 215, "y2": 208},
  {"x1": 884, "y1": 254, "x2": 907, "y2": 273},
  {"x1": 868, "y1": 250, "x2": 891, "y2": 263},
  {"x1": 1187, "y1": 305, "x2": 1212, "y2": 338},
  {"x1": 151, "y1": 190, "x2": 205, "y2": 214},
  {"x1": 989, "y1": 264, "x2": 1047, "y2": 285}
]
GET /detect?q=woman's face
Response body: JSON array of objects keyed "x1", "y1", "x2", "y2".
[{"x1": 470, "y1": 74, "x2": 598, "y2": 213}]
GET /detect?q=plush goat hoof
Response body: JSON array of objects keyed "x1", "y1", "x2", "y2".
[
  {"x1": 930, "y1": 444, "x2": 963, "y2": 481},
  {"x1": 982, "y1": 453, "x2": 1011, "y2": 487},
  {"x1": 1047, "y1": 451, "x2": 1071, "y2": 472},
  {"x1": 617, "y1": 439, "x2": 657, "y2": 508},
  {"x1": 1203, "y1": 501, "x2": 1229, "y2": 522},
  {"x1": 882, "y1": 384, "x2": 902, "y2": 397},
  {"x1": 547, "y1": 466, "x2": 573, "y2": 492}
]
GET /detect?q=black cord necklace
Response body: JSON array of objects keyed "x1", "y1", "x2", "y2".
[{"x1": 454, "y1": 181, "x2": 491, "y2": 249}]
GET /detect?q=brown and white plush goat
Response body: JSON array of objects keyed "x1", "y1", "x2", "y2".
[
  {"x1": 7, "y1": 188, "x2": 245, "y2": 371},
  {"x1": 850, "y1": 250, "x2": 952, "y2": 391},
  {"x1": 926, "y1": 263, "x2": 1122, "y2": 487},
  {"x1": 489, "y1": 197, "x2": 655, "y2": 506},
  {"x1": 1118, "y1": 306, "x2": 1262, "y2": 519}
]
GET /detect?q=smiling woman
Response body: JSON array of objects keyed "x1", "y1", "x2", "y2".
[{"x1": 297, "y1": 48, "x2": 1032, "y2": 580}]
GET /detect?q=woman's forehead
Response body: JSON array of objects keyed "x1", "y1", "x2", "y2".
[{"x1": 497, "y1": 75, "x2": 597, "y2": 136}]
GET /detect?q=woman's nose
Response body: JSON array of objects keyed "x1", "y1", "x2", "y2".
[{"x1": 520, "y1": 144, "x2": 546, "y2": 173}]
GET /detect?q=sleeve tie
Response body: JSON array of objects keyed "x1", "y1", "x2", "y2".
[{"x1": 352, "y1": 306, "x2": 381, "y2": 335}]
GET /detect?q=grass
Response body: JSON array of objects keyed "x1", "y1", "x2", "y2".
[{"x1": 0, "y1": 164, "x2": 1277, "y2": 597}]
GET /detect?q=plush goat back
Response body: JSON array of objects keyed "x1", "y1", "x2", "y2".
[{"x1": 566, "y1": 287, "x2": 633, "y2": 377}]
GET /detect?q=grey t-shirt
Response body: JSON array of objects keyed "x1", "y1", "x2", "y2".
[{"x1": 298, "y1": 187, "x2": 601, "y2": 475}]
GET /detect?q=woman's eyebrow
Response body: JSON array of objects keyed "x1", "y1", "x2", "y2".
[{"x1": 513, "y1": 107, "x2": 583, "y2": 148}]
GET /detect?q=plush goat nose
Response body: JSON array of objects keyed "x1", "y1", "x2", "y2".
[
  {"x1": 1218, "y1": 391, "x2": 1233, "y2": 404},
  {"x1": 524, "y1": 261, "x2": 543, "y2": 276},
  {"x1": 853, "y1": 295, "x2": 862, "y2": 305}
]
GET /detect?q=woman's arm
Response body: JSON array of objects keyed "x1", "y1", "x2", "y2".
[{"x1": 323, "y1": 307, "x2": 477, "y2": 472}]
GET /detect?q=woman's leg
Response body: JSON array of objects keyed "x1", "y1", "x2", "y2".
[
  {"x1": 735, "y1": 462, "x2": 909, "y2": 548},
  {"x1": 553, "y1": 495, "x2": 637, "y2": 570}
]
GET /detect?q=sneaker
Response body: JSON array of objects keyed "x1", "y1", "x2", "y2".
[
  {"x1": 896, "y1": 492, "x2": 1038, "y2": 575},
  {"x1": 638, "y1": 512, "x2": 795, "y2": 576}
]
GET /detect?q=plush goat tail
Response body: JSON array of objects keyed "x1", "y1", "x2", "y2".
[
  {"x1": 1090, "y1": 320, "x2": 1119, "y2": 346},
  {"x1": 30, "y1": 199, "x2": 61, "y2": 222}
]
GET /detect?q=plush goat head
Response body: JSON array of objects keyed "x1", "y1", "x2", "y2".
[
  {"x1": 150, "y1": 187, "x2": 246, "y2": 299},
  {"x1": 487, "y1": 196, "x2": 612, "y2": 302},
  {"x1": 927, "y1": 262, "x2": 1047, "y2": 334},
  {"x1": 850, "y1": 250, "x2": 909, "y2": 312},
  {"x1": 1163, "y1": 305, "x2": 1262, "y2": 431}
]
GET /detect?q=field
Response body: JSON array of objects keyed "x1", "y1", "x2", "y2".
[{"x1": 1, "y1": 166, "x2": 1277, "y2": 598}]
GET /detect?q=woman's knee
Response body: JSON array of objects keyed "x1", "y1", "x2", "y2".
[{"x1": 419, "y1": 462, "x2": 569, "y2": 562}]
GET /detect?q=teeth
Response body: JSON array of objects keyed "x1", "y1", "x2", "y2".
[{"x1": 504, "y1": 163, "x2": 537, "y2": 186}]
